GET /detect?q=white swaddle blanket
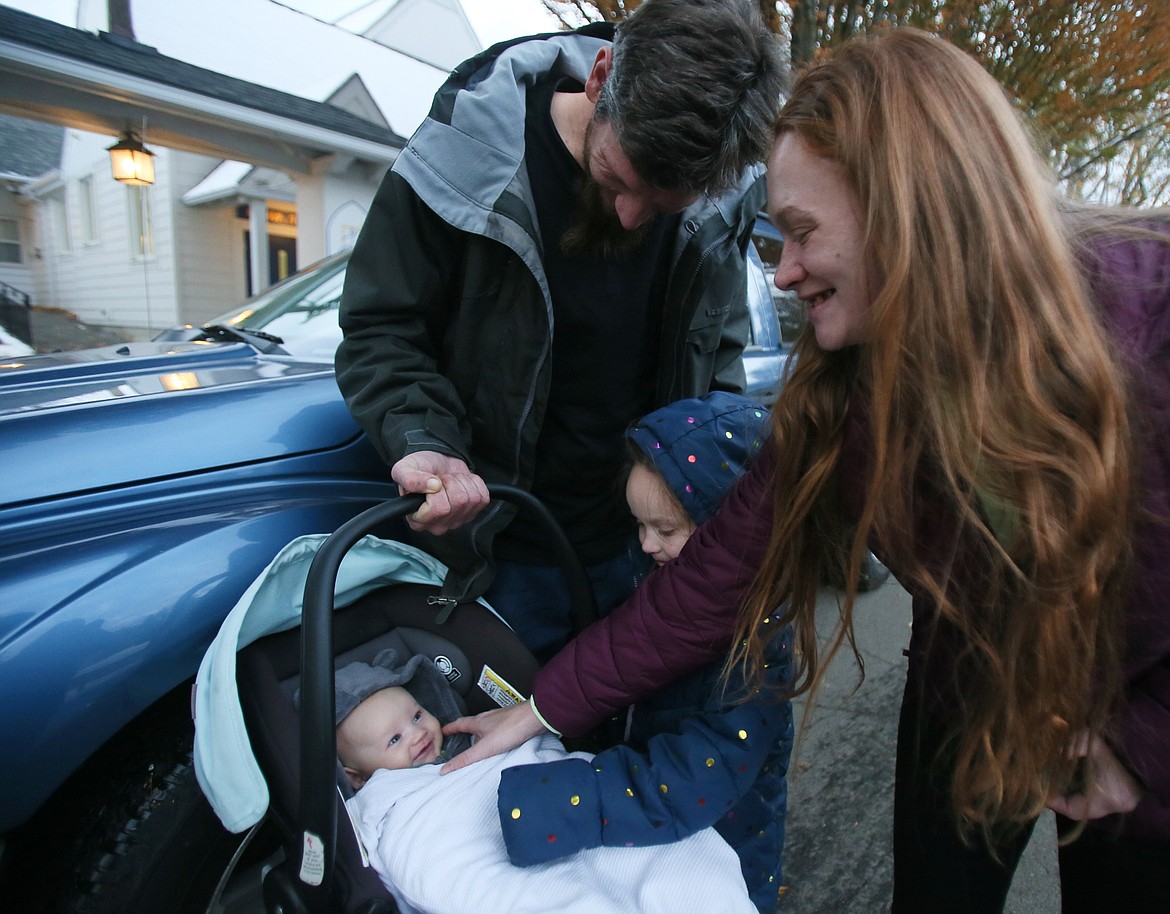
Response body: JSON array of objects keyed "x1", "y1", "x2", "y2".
[{"x1": 346, "y1": 733, "x2": 755, "y2": 914}]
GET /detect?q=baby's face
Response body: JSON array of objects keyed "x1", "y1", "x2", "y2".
[
  {"x1": 338, "y1": 686, "x2": 444, "y2": 781},
  {"x1": 626, "y1": 463, "x2": 697, "y2": 566}
]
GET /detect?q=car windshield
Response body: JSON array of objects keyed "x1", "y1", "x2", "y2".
[{"x1": 216, "y1": 255, "x2": 348, "y2": 362}]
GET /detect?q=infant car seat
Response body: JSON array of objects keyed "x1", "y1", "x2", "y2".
[{"x1": 229, "y1": 486, "x2": 597, "y2": 914}]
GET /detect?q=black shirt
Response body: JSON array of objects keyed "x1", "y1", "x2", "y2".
[{"x1": 496, "y1": 74, "x2": 678, "y2": 564}]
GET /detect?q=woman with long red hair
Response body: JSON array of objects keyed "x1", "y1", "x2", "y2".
[{"x1": 446, "y1": 28, "x2": 1170, "y2": 912}]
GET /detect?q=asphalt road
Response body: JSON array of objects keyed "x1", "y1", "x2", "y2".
[{"x1": 777, "y1": 579, "x2": 1061, "y2": 912}]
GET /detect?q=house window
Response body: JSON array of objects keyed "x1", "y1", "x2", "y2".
[
  {"x1": 0, "y1": 218, "x2": 19, "y2": 264},
  {"x1": 128, "y1": 185, "x2": 154, "y2": 258},
  {"x1": 79, "y1": 175, "x2": 98, "y2": 244}
]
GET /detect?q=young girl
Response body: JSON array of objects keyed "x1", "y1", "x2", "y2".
[
  {"x1": 446, "y1": 28, "x2": 1170, "y2": 913},
  {"x1": 496, "y1": 392, "x2": 794, "y2": 911}
]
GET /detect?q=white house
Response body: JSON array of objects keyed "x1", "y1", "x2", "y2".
[
  {"x1": 0, "y1": 115, "x2": 59, "y2": 307},
  {"x1": 0, "y1": 0, "x2": 487, "y2": 337}
]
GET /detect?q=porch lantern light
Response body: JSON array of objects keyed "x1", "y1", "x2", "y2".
[{"x1": 107, "y1": 132, "x2": 156, "y2": 185}]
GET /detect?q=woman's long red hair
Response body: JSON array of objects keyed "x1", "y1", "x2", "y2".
[{"x1": 730, "y1": 28, "x2": 1135, "y2": 840}]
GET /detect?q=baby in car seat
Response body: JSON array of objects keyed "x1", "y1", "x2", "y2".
[
  {"x1": 337, "y1": 652, "x2": 759, "y2": 914},
  {"x1": 332, "y1": 648, "x2": 472, "y2": 790},
  {"x1": 338, "y1": 683, "x2": 445, "y2": 786}
]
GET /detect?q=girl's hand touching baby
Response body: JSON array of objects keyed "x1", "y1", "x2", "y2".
[{"x1": 440, "y1": 701, "x2": 545, "y2": 774}]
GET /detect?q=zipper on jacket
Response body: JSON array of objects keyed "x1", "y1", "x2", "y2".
[{"x1": 459, "y1": 263, "x2": 550, "y2": 590}]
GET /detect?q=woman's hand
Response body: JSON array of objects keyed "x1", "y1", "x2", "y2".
[
  {"x1": 440, "y1": 700, "x2": 546, "y2": 774},
  {"x1": 1047, "y1": 733, "x2": 1144, "y2": 820}
]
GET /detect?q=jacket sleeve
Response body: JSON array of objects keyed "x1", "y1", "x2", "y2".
[
  {"x1": 709, "y1": 172, "x2": 767, "y2": 396},
  {"x1": 334, "y1": 170, "x2": 472, "y2": 468},
  {"x1": 531, "y1": 442, "x2": 777, "y2": 736},
  {"x1": 499, "y1": 633, "x2": 793, "y2": 866},
  {"x1": 1088, "y1": 233, "x2": 1170, "y2": 826},
  {"x1": 708, "y1": 256, "x2": 751, "y2": 396}
]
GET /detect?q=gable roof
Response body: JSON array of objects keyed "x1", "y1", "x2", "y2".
[
  {"x1": 360, "y1": 0, "x2": 480, "y2": 69},
  {"x1": 0, "y1": 112, "x2": 63, "y2": 178},
  {"x1": 0, "y1": 4, "x2": 407, "y2": 173}
]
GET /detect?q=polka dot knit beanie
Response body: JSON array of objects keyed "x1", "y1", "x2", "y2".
[{"x1": 626, "y1": 391, "x2": 770, "y2": 525}]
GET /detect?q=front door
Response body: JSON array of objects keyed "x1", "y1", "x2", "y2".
[
  {"x1": 268, "y1": 235, "x2": 297, "y2": 285},
  {"x1": 243, "y1": 233, "x2": 298, "y2": 296}
]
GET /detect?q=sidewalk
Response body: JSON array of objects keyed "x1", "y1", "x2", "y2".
[
  {"x1": 779, "y1": 580, "x2": 1060, "y2": 912},
  {"x1": 26, "y1": 306, "x2": 137, "y2": 353}
]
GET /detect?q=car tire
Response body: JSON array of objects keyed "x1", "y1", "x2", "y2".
[
  {"x1": 821, "y1": 549, "x2": 891, "y2": 593},
  {"x1": 857, "y1": 551, "x2": 891, "y2": 593},
  {"x1": 7, "y1": 689, "x2": 278, "y2": 914}
]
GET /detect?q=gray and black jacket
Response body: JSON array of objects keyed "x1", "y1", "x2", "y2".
[{"x1": 336, "y1": 24, "x2": 765, "y2": 600}]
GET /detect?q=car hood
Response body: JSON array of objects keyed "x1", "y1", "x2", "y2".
[{"x1": 0, "y1": 341, "x2": 364, "y2": 506}]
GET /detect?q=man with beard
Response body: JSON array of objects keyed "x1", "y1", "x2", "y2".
[{"x1": 336, "y1": 0, "x2": 784, "y2": 661}]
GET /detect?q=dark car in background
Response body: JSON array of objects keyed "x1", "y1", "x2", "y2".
[{"x1": 749, "y1": 215, "x2": 806, "y2": 345}]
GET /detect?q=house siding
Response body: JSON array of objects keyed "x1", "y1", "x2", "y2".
[
  {"x1": 30, "y1": 130, "x2": 179, "y2": 335},
  {"x1": 171, "y1": 152, "x2": 249, "y2": 327},
  {"x1": 0, "y1": 190, "x2": 35, "y2": 303},
  {"x1": 2, "y1": 0, "x2": 486, "y2": 338}
]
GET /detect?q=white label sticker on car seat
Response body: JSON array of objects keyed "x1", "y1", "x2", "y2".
[
  {"x1": 300, "y1": 830, "x2": 326, "y2": 886},
  {"x1": 477, "y1": 664, "x2": 525, "y2": 707}
]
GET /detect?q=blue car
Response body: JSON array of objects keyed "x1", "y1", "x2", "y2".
[
  {"x1": 0, "y1": 338, "x2": 401, "y2": 912},
  {"x1": 0, "y1": 242, "x2": 795, "y2": 913}
]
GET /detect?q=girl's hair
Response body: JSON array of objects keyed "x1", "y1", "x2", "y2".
[
  {"x1": 625, "y1": 439, "x2": 692, "y2": 523},
  {"x1": 732, "y1": 27, "x2": 1137, "y2": 841}
]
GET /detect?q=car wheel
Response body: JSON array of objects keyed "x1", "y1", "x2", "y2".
[
  {"x1": 7, "y1": 689, "x2": 280, "y2": 914},
  {"x1": 821, "y1": 549, "x2": 891, "y2": 593}
]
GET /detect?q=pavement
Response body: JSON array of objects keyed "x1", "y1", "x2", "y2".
[
  {"x1": 21, "y1": 306, "x2": 138, "y2": 353},
  {"x1": 779, "y1": 579, "x2": 1060, "y2": 912}
]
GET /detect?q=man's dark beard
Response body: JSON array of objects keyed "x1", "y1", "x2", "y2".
[{"x1": 560, "y1": 174, "x2": 651, "y2": 258}]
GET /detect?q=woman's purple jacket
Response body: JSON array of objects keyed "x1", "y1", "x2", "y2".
[{"x1": 531, "y1": 232, "x2": 1170, "y2": 839}]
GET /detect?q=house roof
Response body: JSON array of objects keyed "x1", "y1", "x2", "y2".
[
  {"x1": 0, "y1": 4, "x2": 408, "y2": 173},
  {"x1": 0, "y1": 112, "x2": 63, "y2": 178}
]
